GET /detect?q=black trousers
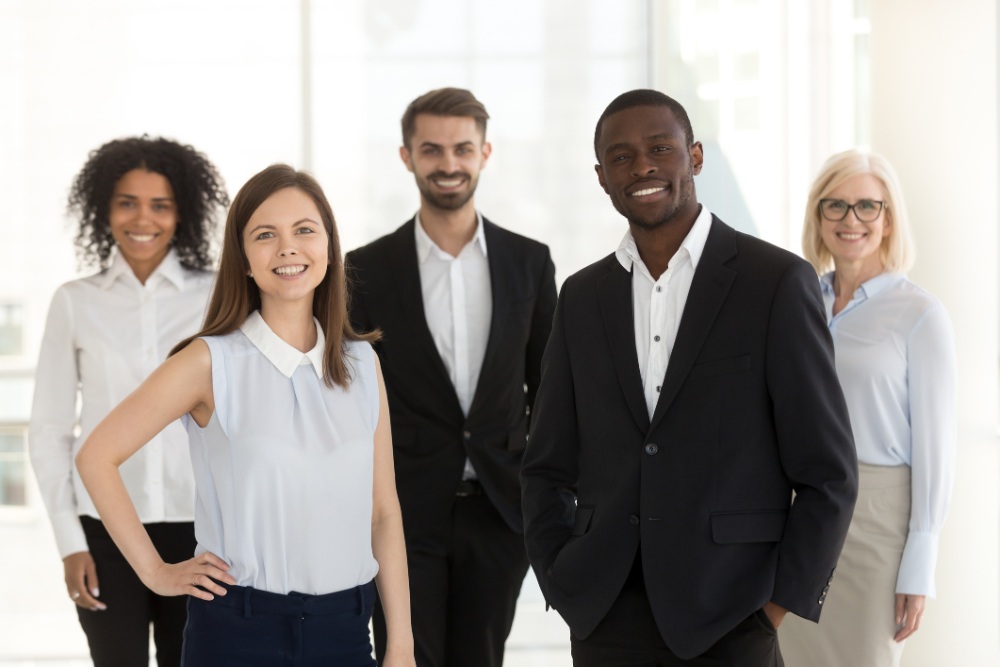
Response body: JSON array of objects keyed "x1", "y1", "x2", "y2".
[
  {"x1": 571, "y1": 554, "x2": 784, "y2": 667},
  {"x1": 78, "y1": 516, "x2": 196, "y2": 667},
  {"x1": 182, "y1": 581, "x2": 376, "y2": 666},
  {"x1": 373, "y1": 492, "x2": 529, "y2": 667}
]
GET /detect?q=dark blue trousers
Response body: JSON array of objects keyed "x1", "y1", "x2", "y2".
[{"x1": 182, "y1": 580, "x2": 377, "y2": 666}]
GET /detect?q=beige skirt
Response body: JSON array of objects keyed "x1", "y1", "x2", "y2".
[{"x1": 778, "y1": 463, "x2": 911, "y2": 667}]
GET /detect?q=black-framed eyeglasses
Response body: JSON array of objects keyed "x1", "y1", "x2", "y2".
[{"x1": 819, "y1": 198, "x2": 886, "y2": 223}]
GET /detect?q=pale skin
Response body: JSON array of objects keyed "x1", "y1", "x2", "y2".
[
  {"x1": 595, "y1": 105, "x2": 789, "y2": 629},
  {"x1": 820, "y1": 173, "x2": 924, "y2": 642},
  {"x1": 400, "y1": 113, "x2": 491, "y2": 257},
  {"x1": 65, "y1": 168, "x2": 179, "y2": 611},
  {"x1": 76, "y1": 187, "x2": 415, "y2": 665}
]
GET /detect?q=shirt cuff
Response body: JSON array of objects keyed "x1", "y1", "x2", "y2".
[
  {"x1": 895, "y1": 530, "x2": 939, "y2": 597},
  {"x1": 51, "y1": 511, "x2": 89, "y2": 559}
]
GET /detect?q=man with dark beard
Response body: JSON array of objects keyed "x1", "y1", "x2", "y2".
[
  {"x1": 520, "y1": 89, "x2": 858, "y2": 666},
  {"x1": 345, "y1": 87, "x2": 557, "y2": 667}
]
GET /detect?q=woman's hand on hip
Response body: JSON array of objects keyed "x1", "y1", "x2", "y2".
[
  {"x1": 894, "y1": 593, "x2": 926, "y2": 642},
  {"x1": 142, "y1": 551, "x2": 237, "y2": 600}
]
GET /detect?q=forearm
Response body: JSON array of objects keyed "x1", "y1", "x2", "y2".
[
  {"x1": 76, "y1": 448, "x2": 164, "y2": 585},
  {"x1": 371, "y1": 504, "x2": 414, "y2": 654}
]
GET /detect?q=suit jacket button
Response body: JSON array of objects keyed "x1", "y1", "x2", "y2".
[
  {"x1": 463, "y1": 430, "x2": 472, "y2": 440},
  {"x1": 629, "y1": 514, "x2": 640, "y2": 526},
  {"x1": 644, "y1": 443, "x2": 658, "y2": 455}
]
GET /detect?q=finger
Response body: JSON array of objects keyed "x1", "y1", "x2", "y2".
[
  {"x1": 85, "y1": 557, "x2": 101, "y2": 600},
  {"x1": 82, "y1": 560, "x2": 107, "y2": 610},
  {"x1": 198, "y1": 553, "x2": 237, "y2": 585},
  {"x1": 894, "y1": 601, "x2": 921, "y2": 642},
  {"x1": 894, "y1": 594, "x2": 905, "y2": 625}
]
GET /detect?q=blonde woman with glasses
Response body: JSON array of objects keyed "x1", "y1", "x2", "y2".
[{"x1": 778, "y1": 150, "x2": 957, "y2": 667}]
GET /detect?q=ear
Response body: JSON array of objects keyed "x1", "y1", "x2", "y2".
[
  {"x1": 480, "y1": 141, "x2": 492, "y2": 168},
  {"x1": 690, "y1": 142, "x2": 704, "y2": 175},
  {"x1": 595, "y1": 163, "x2": 609, "y2": 194},
  {"x1": 399, "y1": 145, "x2": 414, "y2": 173}
]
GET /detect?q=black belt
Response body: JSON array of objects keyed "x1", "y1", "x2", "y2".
[{"x1": 455, "y1": 479, "x2": 484, "y2": 497}]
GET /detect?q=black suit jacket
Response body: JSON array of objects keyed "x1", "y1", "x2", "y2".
[
  {"x1": 520, "y1": 217, "x2": 858, "y2": 659},
  {"x1": 346, "y1": 217, "x2": 557, "y2": 538}
]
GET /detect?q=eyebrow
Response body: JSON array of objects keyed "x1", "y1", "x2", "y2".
[
  {"x1": 114, "y1": 193, "x2": 174, "y2": 201},
  {"x1": 602, "y1": 133, "x2": 677, "y2": 158},
  {"x1": 419, "y1": 140, "x2": 476, "y2": 150},
  {"x1": 246, "y1": 218, "x2": 320, "y2": 236}
]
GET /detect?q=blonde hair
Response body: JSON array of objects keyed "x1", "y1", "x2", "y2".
[{"x1": 802, "y1": 149, "x2": 915, "y2": 274}]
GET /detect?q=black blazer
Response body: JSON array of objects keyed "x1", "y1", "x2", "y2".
[
  {"x1": 346, "y1": 217, "x2": 557, "y2": 537},
  {"x1": 521, "y1": 217, "x2": 858, "y2": 659}
]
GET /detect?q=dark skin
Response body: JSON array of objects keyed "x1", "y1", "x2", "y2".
[
  {"x1": 595, "y1": 105, "x2": 703, "y2": 280},
  {"x1": 594, "y1": 103, "x2": 788, "y2": 630}
]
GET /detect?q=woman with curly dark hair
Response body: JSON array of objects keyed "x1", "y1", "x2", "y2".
[{"x1": 29, "y1": 136, "x2": 228, "y2": 666}]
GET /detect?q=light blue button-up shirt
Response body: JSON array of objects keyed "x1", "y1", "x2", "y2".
[{"x1": 821, "y1": 271, "x2": 956, "y2": 596}]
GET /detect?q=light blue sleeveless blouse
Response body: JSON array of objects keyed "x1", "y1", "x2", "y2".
[{"x1": 185, "y1": 311, "x2": 380, "y2": 595}]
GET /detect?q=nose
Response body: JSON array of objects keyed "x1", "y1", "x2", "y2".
[
  {"x1": 441, "y1": 152, "x2": 460, "y2": 174},
  {"x1": 631, "y1": 154, "x2": 656, "y2": 177},
  {"x1": 278, "y1": 238, "x2": 299, "y2": 257}
]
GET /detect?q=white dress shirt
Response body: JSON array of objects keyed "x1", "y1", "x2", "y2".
[
  {"x1": 29, "y1": 250, "x2": 213, "y2": 558},
  {"x1": 615, "y1": 205, "x2": 714, "y2": 417},
  {"x1": 415, "y1": 214, "x2": 492, "y2": 477},
  {"x1": 821, "y1": 271, "x2": 957, "y2": 596},
  {"x1": 186, "y1": 312, "x2": 380, "y2": 595}
]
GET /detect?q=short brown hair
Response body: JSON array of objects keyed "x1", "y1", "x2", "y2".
[{"x1": 401, "y1": 87, "x2": 489, "y2": 148}]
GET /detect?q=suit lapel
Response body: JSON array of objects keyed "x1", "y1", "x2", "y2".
[
  {"x1": 599, "y1": 255, "x2": 650, "y2": 433},
  {"x1": 387, "y1": 219, "x2": 464, "y2": 415},
  {"x1": 649, "y1": 218, "x2": 737, "y2": 431}
]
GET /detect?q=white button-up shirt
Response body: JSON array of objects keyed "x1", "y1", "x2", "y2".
[
  {"x1": 414, "y1": 213, "x2": 492, "y2": 416},
  {"x1": 29, "y1": 250, "x2": 213, "y2": 558},
  {"x1": 415, "y1": 213, "x2": 492, "y2": 479},
  {"x1": 616, "y1": 205, "x2": 713, "y2": 418}
]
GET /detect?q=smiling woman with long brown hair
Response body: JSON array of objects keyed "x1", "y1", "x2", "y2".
[{"x1": 75, "y1": 164, "x2": 415, "y2": 666}]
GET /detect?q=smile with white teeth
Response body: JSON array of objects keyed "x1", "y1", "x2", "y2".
[
  {"x1": 433, "y1": 178, "x2": 464, "y2": 188},
  {"x1": 837, "y1": 232, "x2": 866, "y2": 240},
  {"x1": 126, "y1": 232, "x2": 157, "y2": 242},
  {"x1": 273, "y1": 265, "x2": 306, "y2": 276},
  {"x1": 630, "y1": 187, "x2": 665, "y2": 197}
]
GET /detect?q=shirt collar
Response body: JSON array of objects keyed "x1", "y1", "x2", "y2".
[
  {"x1": 615, "y1": 204, "x2": 713, "y2": 274},
  {"x1": 99, "y1": 248, "x2": 187, "y2": 291},
  {"x1": 239, "y1": 310, "x2": 325, "y2": 379},
  {"x1": 414, "y1": 211, "x2": 488, "y2": 263},
  {"x1": 820, "y1": 270, "x2": 902, "y2": 299}
]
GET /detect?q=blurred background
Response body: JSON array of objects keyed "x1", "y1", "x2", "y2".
[{"x1": 0, "y1": 0, "x2": 995, "y2": 664}]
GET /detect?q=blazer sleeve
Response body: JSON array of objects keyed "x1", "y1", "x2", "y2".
[
  {"x1": 766, "y1": 261, "x2": 858, "y2": 621},
  {"x1": 521, "y1": 287, "x2": 579, "y2": 599},
  {"x1": 525, "y1": 247, "x2": 557, "y2": 423}
]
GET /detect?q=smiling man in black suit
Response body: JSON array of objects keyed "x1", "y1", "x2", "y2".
[
  {"x1": 346, "y1": 87, "x2": 557, "y2": 667},
  {"x1": 520, "y1": 89, "x2": 858, "y2": 666}
]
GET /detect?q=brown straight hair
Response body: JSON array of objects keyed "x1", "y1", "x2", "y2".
[{"x1": 171, "y1": 164, "x2": 378, "y2": 388}]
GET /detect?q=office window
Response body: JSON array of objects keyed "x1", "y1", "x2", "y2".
[
  {"x1": 0, "y1": 428, "x2": 27, "y2": 507},
  {"x1": 0, "y1": 303, "x2": 23, "y2": 356}
]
